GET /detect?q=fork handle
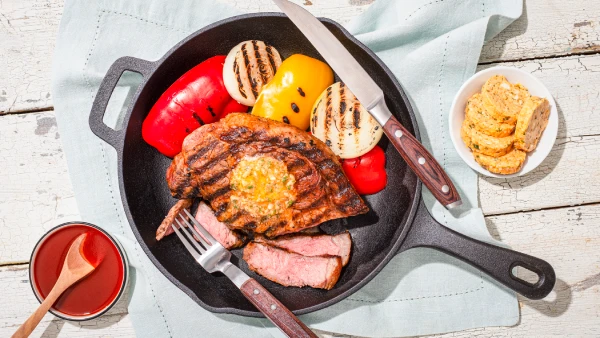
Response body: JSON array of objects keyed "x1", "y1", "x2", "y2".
[{"x1": 240, "y1": 279, "x2": 318, "y2": 338}]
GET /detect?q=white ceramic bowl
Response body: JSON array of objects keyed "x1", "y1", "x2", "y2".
[{"x1": 449, "y1": 66, "x2": 558, "y2": 177}]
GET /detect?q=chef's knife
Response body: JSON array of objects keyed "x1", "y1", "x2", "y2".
[{"x1": 273, "y1": 0, "x2": 461, "y2": 209}]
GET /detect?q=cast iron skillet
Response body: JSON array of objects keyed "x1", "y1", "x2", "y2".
[{"x1": 89, "y1": 13, "x2": 556, "y2": 316}]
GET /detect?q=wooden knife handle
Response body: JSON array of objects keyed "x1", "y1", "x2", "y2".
[
  {"x1": 240, "y1": 279, "x2": 317, "y2": 338},
  {"x1": 383, "y1": 115, "x2": 461, "y2": 208}
]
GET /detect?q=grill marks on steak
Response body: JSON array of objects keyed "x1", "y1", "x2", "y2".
[
  {"x1": 243, "y1": 242, "x2": 342, "y2": 290},
  {"x1": 167, "y1": 113, "x2": 368, "y2": 237}
]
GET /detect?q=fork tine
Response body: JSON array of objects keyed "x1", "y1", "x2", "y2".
[
  {"x1": 177, "y1": 213, "x2": 212, "y2": 248},
  {"x1": 171, "y1": 223, "x2": 203, "y2": 260},
  {"x1": 175, "y1": 218, "x2": 207, "y2": 254},
  {"x1": 187, "y1": 222, "x2": 214, "y2": 248},
  {"x1": 183, "y1": 208, "x2": 218, "y2": 244}
]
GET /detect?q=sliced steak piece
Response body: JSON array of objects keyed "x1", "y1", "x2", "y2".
[
  {"x1": 156, "y1": 199, "x2": 193, "y2": 241},
  {"x1": 195, "y1": 202, "x2": 246, "y2": 249},
  {"x1": 166, "y1": 113, "x2": 368, "y2": 238},
  {"x1": 255, "y1": 232, "x2": 352, "y2": 266},
  {"x1": 243, "y1": 242, "x2": 342, "y2": 290}
]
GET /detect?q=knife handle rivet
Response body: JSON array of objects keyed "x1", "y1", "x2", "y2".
[
  {"x1": 271, "y1": 304, "x2": 277, "y2": 310},
  {"x1": 442, "y1": 185, "x2": 449, "y2": 193},
  {"x1": 418, "y1": 157, "x2": 426, "y2": 165},
  {"x1": 253, "y1": 289, "x2": 260, "y2": 295},
  {"x1": 394, "y1": 130, "x2": 403, "y2": 138}
]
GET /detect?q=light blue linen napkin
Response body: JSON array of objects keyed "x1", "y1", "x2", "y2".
[{"x1": 52, "y1": 0, "x2": 523, "y2": 337}]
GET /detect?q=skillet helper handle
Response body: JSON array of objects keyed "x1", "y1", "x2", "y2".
[
  {"x1": 374, "y1": 102, "x2": 461, "y2": 209},
  {"x1": 401, "y1": 200, "x2": 556, "y2": 300},
  {"x1": 240, "y1": 279, "x2": 318, "y2": 338},
  {"x1": 89, "y1": 56, "x2": 154, "y2": 149}
]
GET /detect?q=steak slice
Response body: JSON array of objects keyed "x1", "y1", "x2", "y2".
[
  {"x1": 255, "y1": 232, "x2": 352, "y2": 266},
  {"x1": 166, "y1": 113, "x2": 368, "y2": 237},
  {"x1": 156, "y1": 199, "x2": 192, "y2": 241},
  {"x1": 243, "y1": 242, "x2": 342, "y2": 290},
  {"x1": 195, "y1": 202, "x2": 246, "y2": 249}
]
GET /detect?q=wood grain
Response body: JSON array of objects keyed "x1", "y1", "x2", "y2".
[
  {"x1": 0, "y1": 0, "x2": 63, "y2": 114},
  {"x1": 383, "y1": 116, "x2": 461, "y2": 207},
  {"x1": 240, "y1": 278, "x2": 318, "y2": 338},
  {"x1": 480, "y1": 0, "x2": 600, "y2": 63}
]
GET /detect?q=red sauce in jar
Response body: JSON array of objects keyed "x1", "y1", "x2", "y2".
[{"x1": 32, "y1": 224, "x2": 125, "y2": 316}]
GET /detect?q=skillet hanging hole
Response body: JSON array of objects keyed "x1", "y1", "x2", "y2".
[
  {"x1": 103, "y1": 71, "x2": 144, "y2": 131},
  {"x1": 510, "y1": 264, "x2": 541, "y2": 286}
]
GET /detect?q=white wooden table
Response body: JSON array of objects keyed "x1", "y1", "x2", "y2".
[{"x1": 1, "y1": 0, "x2": 599, "y2": 337}]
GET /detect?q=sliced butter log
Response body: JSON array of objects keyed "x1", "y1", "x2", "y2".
[
  {"x1": 243, "y1": 242, "x2": 342, "y2": 290},
  {"x1": 195, "y1": 202, "x2": 247, "y2": 249},
  {"x1": 461, "y1": 118, "x2": 514, "y2": 157},
  {"x1": 481, "y1": 75, "x2": 530, "y2": 125},
  {"x1": 255, "y1": 232, "x2": 352, "y2": 266},
  {"x1": 474, "y1": 149, "x2": 527, "y2": 175},
  {"x1": 514, "y1": 96, "x2": 551, "y2": 152},
  {"x1": 465, "y1": 93, "x2": 515, "y2": 137}
]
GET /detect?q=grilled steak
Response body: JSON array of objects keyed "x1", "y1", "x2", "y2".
[
  {"x1": 243, "y1": 242, "x2": 342, "y2": 289},
  {"x1": 156, "y1": 199, "x2": 192, "y2": 241},
  {"x1": 166, "y1": 113, "x2": 368, "y2": 237},
  {"x1": 195, "y1": 202, "x2": 246, "y2": 249},
  {"x1": 255, "y1": 232, "x2": 352, "y2": 266}
]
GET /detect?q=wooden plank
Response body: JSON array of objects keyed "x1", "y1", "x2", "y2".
[
  {"x1": 0, "y1": 111, "x2": 79, "y2": 264},
  {"x1": 477, "y1": 54, "x2": 600, "y2": 215},
  {"x1": 0, "y1": 265, "x2": 134, "y2": 338},
  {"x1": 2, "y1": 203, "x2": 600, "y2": 337},
  {"x1": 1, "y1": 0, "x2": 599, "y2": 114},
  {"x1": 480, "y1": 0, "x2": 600, "y2": 63},
  {"x1": 0, "y1": 0, "x2": 63, "y2": 114}
]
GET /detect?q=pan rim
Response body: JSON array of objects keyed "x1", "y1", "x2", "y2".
[{"x1": 116, "y1": 12, "x2": 422, "y2": 317}]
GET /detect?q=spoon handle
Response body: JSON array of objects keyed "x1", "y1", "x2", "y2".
[{"x1": 12, "y1": 285, "x2": 65, "y2": 338}]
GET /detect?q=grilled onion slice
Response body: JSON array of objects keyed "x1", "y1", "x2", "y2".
[
  {"x1": 223, "y1": 40, "x2": 282, "y2": 106},
  {"x1": 310, "y1": 82, "x2": 383, "y2": 159}
]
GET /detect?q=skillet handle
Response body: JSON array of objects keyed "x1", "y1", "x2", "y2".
[
  {"x1": 89, "y1": 56, "x2": 154, "y2": 149},
  {"x1": 399, "y1": 199, "x2": 556, "y2": 300}
]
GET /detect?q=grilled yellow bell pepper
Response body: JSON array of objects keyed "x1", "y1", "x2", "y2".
[{"x1": 252, "y1": 54, "x2": 334, "y2": 130}]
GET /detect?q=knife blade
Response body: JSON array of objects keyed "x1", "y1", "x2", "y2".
[{"x1": 273, "y1": 0, "x2": 462, "y2": 208}]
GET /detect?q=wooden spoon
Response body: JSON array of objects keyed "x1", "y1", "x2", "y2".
[{"x1": 13, "y1": 233, "x2": 96, "y2": 338}]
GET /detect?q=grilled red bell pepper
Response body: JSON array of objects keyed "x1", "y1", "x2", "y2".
[
  {"x1": 142, "y1": 55, "x2": 247, "y2": 157},
  {"x1": 341, "y1": 145, "x2": 387, "y2": 195}
]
